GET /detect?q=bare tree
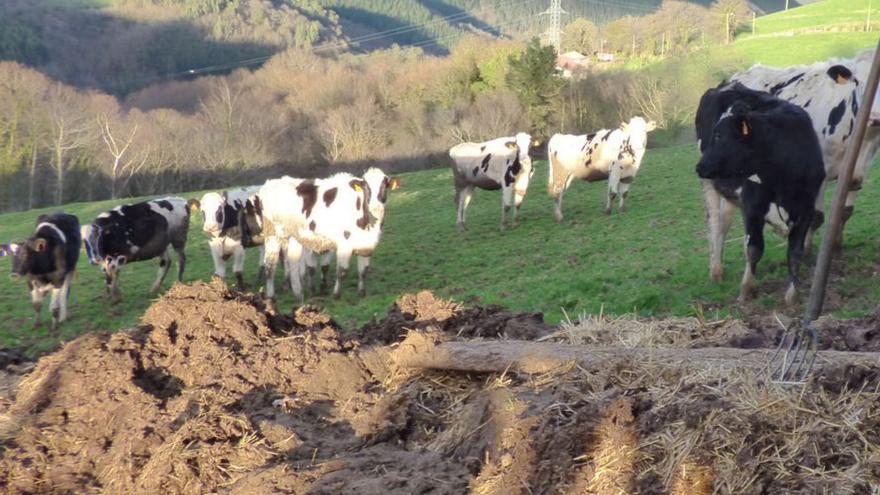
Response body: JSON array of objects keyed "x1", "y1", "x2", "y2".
[
  {"x1": 97, "y1": 113, "x2": 139, "y2": 199},
  {"x1": 46, "y1": 85, "x2": 95, "y2": 205}
]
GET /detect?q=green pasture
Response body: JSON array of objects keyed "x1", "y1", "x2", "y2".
[{"x1": 2, "y1": 144, "x2": 879, "y2": 356}]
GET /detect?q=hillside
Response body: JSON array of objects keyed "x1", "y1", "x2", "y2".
[{"x1": 752, "y1": 0, "x2": 877, "y2": 35}]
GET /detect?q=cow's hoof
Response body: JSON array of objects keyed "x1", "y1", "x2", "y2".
[
  {"x1": 554, "y1": 211, "x2": 563, "y2": 223},
  {"x1": 456, "y1": 223, "x2": 466, "y2": 233},
  {"x1": 604, "y1": 207, "x2": 612, "y2": 215},
  {"x1": 619, "y1": 206, "x2": 627, "y2": 214},
  {"x1": 111, "y1": 293, "x2": 122, "y2": 305},
  {"x1": 32, "y1": 320, "x2": 42, "y2": 330},
  {"x1": 333, "y1": 292, "x2": 342, "y2": 300},
  {"x1": 738, "y1": 286, "x2": 756, "y2": 302},
  {"x1": 358, "y1": 288, "x2": 366, "y2": 298},
  {"x1": 235, "y1": 273, "x2": 248, "y2": 290},
  {"x1": 709, "y1": 265, "x2": 723, "y2": 284}
]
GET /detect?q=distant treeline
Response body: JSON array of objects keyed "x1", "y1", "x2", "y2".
[{"x1": 0, "y1": 31, "x2": 744, "y2": 212}]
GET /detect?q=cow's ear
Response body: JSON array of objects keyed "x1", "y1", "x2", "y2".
[
  {"x1": 647, "y1": 120, "x2": 658, "y2": 131},
  {"x1": 188, "y1": 198, "x2": 201, "y2": 211},
  {"x1": 388, "y1": 177, "x2": 401, "y2": 190},
  {"x1": 826, "y1": 65, "x2": 853, "y2": 85},
  {"x1": 620, "y1": 122, "x2": 629, "y2": 132},
  {"x1": 116, "y1": 255, "x2": 127, "y2": 266},
  {"x1": 33, "y1": 238, "x2": 47, "y2": 253}
]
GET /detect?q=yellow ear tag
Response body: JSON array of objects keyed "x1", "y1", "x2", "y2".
[{"x1": 353, "y1": 184, "x2": 362, "y2": 193}]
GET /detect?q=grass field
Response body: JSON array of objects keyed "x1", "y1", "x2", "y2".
[
  {"x1": 733, "y1": 31, "x2": 879, "y2": 66},
  {"x1": 3, "y1": 143, "x2": 880, "y2": 355},
  {"x1": 753, "y1": 0, "x2": 877, "y2": 36}
]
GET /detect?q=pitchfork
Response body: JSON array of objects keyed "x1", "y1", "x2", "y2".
[{"x1": 769, "y1": 42, "x2": 880, "y2": 384}]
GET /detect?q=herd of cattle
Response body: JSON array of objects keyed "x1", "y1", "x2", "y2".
[{"x1": 2, "y1": 49, "x2": 878, "y2": 332}]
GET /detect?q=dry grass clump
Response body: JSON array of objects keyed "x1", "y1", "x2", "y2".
[{"x1": 544, "y1": 310, "x2": 759, "y2": 349}]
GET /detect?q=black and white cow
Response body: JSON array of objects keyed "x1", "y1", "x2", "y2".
[
  {"x1": 258, "y1": 173, "x2": 375, "y2": 302},
  {"x1": 701, "y1": 49, "x2": 880, "y2": 282},
  {"x1": 1, "y1": 213, "x2": 80, "y2": 331},
  {"x1": 189, "y1": 186, "x2": 264, "y2": 288},
  {"x1": 450, "y1": 132, "x2": 534, "y2": 232},
  {"x1": 695, "y1": 85, "x2": 825, "y2": 304},
  {"x1": 547, "y1": 117, "x2": 656, "y2": 222},
  {"x1": 303, "y1": 167, "x2": 400, "y2": 297},
  {"x1": 81, "y1": 197, "x2": 191, "y2": 303}
]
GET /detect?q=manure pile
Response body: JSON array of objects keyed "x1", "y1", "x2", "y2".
[{"x1": 0, "y1": 282, "x2": 878, "y2": 494}]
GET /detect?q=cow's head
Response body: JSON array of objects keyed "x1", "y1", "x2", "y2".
[
  {"x1": 363, "y1": 168, "x2": 401, "y2": 222},
  {"x1": 100, "y1": 254, "x2": 127, "y2": 286},
  {"x1": 197, "y1": 192, "x2": 226, "y2": 234},
  {"x1": 852, "y1": 49, "x2": 880, "y2": 126},
  {"x1": 696, "y1": 105, "x2": 755, "y2": 180},
  {"x1": 2, "y1": 237, "x2": 48, "y2": 280}
]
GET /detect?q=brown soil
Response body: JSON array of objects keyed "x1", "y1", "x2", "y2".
[{"x1": 0, "y1": 283, "x2": 878, "y2": 494}]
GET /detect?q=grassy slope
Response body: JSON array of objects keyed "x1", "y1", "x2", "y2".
[
  {"x1": 752, "y1": 0, "x2": 877, "y2": 35},
  {"x1": 3, "y1": 143, "x2": 880, "y2": 355}
]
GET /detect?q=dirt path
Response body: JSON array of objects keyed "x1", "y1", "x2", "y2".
[{"x1": 0, "y1": 283, "x2": 878, "y2": 494}]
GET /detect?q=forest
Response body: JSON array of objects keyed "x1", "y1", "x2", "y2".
[{"x1": 0, "y1": 0, "x2": 777, "y2": 212}]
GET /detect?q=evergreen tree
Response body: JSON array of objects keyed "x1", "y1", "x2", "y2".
[{"x1": 505, "y1": 38, "x2": 562, "y2": 138}]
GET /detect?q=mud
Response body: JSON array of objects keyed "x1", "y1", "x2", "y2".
[{"x1": 0, "y1": 283, "x2": 878, "y2": 494}]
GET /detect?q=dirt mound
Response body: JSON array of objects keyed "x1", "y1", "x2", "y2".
[
  {"x1": 357, "y1": 290, "x2": 552, "y2": 344},
  {"x1": 0, "y1": 284, "x2": 878, "y2": 494}
]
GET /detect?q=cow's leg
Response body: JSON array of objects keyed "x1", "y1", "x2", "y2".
[
  {"x1": 784, "y1": 210, "x2": 813, "y2": 306},
  {"x1": 30, "y1": 282, "x2": 44, "y2": 329},
  {"x1": 606, "y1": 167, "x2": 620, "y2": 215},
  {"x1": 255, "y1": 245, "x2": 266, "y2": 286},
  {"x1": 618, "y1": 179, "x2": 632, "y2": 213},
  {"x1": 702, "y1": 180, "x2": 727, "y2": 283},
  {"x1": 49, "y1": 286, "x2": 62, "y2": 332},
  {"x1": 357, "y1": 255, "x2": 371, "y2": 297},
  {"x1": 150, "y1": 247, "x2": 173, "y2": 293},
  {"x1": 174, "y1": 242, "x2": 186, "y2": 283},
  {"x1": 500, "y1": 186, "x2": 515, "y2": 230},
  {"x1": 333, "y1": 248, "x2": 353, "y2": 299},
  {"x1": 208, "y1": 237, "x2": 226, "y2": 280},
  {"x1": 456, "y1": 185, "x2": 474, "y2": 232},
  {"x1": 740, "y1": 191, "x2": 771, "y2": 302},
  {"x1": 285, "y1": 239, "x2": 304, "y2": 304},
  {"x1": 262, "y1": 236, "x2": 280, "y2": 301},
  {"x1": 320, "y1": 257, "x2": 331, "y2": 295},
  {"x1": 59, "y1": 272, "x2": 73, "y2": 324},
  {"x1": 232, "y1": 244, "x2": 247, "y2": 289},
  {"x1": 554, "y1": 174, "x2": 573, "y2": 223},
  {"x1": 303, "y1": 249, "x2": 317, "y2": 295},
  {"x1": 802, "y1": 181, "x2": 826, "y2": 257}
]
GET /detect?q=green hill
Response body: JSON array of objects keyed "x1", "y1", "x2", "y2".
[{"x1": 753, "y1": 0, "x2": 877, "y2": 35}]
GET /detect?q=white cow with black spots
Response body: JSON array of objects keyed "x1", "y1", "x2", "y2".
[
  {"x1": 189, "y1": 186, "x2": 264, "y2": 289},
  {"x1": 547, "y1": 116, "x2": 656, "y2": 222},
  {"x1": 450, "y1": 132, "x2": 534, "y2": 232},
  {"x1": 303, "y1": 167, "x2": 400, "y2": 297},
  {"x1": 258, "y1": 173, "x2": 375, "y2": 302},
  {"x1": 701, "y1": 49, "x2": 880, "y2": 282}
]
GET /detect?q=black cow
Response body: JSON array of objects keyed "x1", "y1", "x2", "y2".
[
  {"x1": 696, "y1": 85, "x2": 825, "y2": 304},
  {"x1": 1, "y1": 213, "x2": 81, "y2": 330},
  {"x1": 82, "y1": 197, "x2": 191, "y2": 303}
]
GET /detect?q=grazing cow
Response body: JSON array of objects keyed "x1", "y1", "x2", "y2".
[
  {"x1": 258, "y1": 173, "x2": 375, "y2": 302},
  {"x1": 450, "y1": 132, "x2": 534, "y2": 232},
  {"x1": 303, "y1": 167, "x2": 400, "y2": 297},
  {"x1": 547, "y1": 117, "x2": 656, "y2": 222},
  {"x1": 701, "y1": 50, "x2": 880, "y2": 282},
  {"x1": 81, "y1": 197, "x2": 191, "y2": 303},
  {"x1": 1, "y1": 213, "x2": 80, "y2": 330},
  {"x1": 696, "y1": 86, "x2": 825, "y2": 304},
  {"x1": 189, "y1": 186, "x2": 264, "y2": 288}
]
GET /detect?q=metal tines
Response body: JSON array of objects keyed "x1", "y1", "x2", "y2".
[{"x1": 769, "y1": 315, "x2": 818, "y2": 384}]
